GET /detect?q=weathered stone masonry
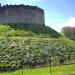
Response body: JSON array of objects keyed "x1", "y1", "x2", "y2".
[{"x1": 0, "y1": 4, "x2": 45, "y2": 25}]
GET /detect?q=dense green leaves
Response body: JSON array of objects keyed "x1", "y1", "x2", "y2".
[{"x1": 0, "y1": 38, "x2": 75, "y2": 70}]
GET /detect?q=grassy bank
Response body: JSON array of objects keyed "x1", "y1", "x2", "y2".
[
  {"x1": 0, "y1": 64, "x2": 75, "y2": 75},
  {"x1": 0, "y1": 24, "x2": 60, "y2": 37}
]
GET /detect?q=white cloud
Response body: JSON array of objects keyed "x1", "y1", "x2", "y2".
[
  {"x1": 61, "y1": 17, "x2": 75, "y2": 27},
  {"x1": 47, "y1": 17, "x2": 75, "y2": 32},
  {"x1": 58, "y1": 17, "x2": 75, "y2": 32}
]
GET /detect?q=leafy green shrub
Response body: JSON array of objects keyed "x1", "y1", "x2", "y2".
[{"x1": 0, "y1": 38, "x2": 75, "y2": 71}]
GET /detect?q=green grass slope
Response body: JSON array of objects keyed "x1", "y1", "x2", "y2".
[
  {"x1": 0, "y1": 23, "x2": 60, "y2": 37},
  {"x1": 0, "y1": 64, "x2": 75, "y2": 75}
]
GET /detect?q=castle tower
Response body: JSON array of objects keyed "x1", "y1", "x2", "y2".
[
  {"x1": 0, "y1": 3, "x2": 1, "y2": 7},
  {"x1": 0, "y1": 4, "x2": 45, "y2": 25}
]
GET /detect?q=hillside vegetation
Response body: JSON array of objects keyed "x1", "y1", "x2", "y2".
[
  {"x1": 0, "y1": 38, "x2": 75, "y2": 71},
  {"x1": 0, "y1": 23, "x2": 60, "y2": 37},
  {"x1": 0, "y1": 23, "x2": 75, "y2": 75}
]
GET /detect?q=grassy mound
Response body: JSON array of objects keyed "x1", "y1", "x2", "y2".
[{"x1": 0, "y1": 23, "x2": 60, "y2": 37}]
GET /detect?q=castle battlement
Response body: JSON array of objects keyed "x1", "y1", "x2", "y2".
[{"x1": 0, "y1": 4, "x2": 45, "y2": 25}]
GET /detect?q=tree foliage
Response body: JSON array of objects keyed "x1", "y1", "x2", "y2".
[{"x1": 61, "y1": 26, "x2": 75, "y2": 40}]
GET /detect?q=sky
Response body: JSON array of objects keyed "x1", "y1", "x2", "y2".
[{"x1": 1, "y1": 0, "x2": 75, "y2": 32}]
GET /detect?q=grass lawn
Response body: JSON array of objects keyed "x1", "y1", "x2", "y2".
[{"x1": 0, "y1": 64, "x2": 75, "y2": 75}]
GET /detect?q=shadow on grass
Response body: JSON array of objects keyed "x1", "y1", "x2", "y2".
[
  {"x1": 3, "y1": 23, "x2": 60, "y2": 38},
  {"x1": 67, "y1": 72, "x2": 75, "y2": 75}
]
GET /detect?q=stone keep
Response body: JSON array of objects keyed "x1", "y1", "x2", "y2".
[{"x1": 0, "y1": 4, "x2": 45, "y2": 25}]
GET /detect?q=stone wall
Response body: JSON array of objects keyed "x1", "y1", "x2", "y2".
[{"x1": 0, "y1": 4, "x2": 45, "y2": 25}]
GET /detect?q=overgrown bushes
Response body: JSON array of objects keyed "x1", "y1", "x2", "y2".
[{"x1": 0, "y1": 38, "x2": 75, "y2": 71}]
